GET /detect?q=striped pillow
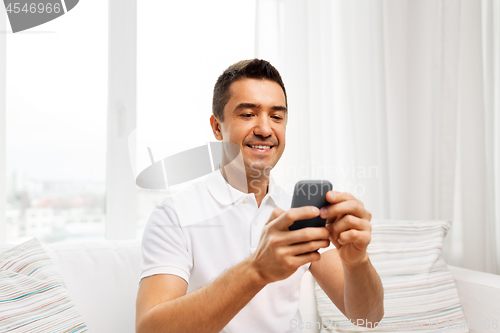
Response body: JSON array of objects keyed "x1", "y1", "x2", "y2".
[
  {"x1": 0, "y1": 238, "x2": 87, "y2": 332},
  {"x1": 316, "y1": 219, "x2": 469, "y2": 332}
]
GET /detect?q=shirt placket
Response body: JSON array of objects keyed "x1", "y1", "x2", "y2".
[{"x1": 250, "y1": 197, "x2": 271, "y2": 254}]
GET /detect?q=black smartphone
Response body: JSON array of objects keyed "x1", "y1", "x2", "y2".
[{"x1": 289, "y1": 180, "x2": 333, "y2": 231}]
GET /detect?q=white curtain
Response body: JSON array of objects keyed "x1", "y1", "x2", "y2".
[{"x1": 256, "y1": 0, "x2": 500, "y2": 274}]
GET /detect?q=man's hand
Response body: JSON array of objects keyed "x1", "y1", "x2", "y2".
[
  {"x1": 311, "y1": 192, "x2": 383, "y2": 325},
  {"x1": 319, "y1": 191, "x2": 373, "y2": 267},
  {"x1": 250, "y1": 207, "x2": 331, "y2": 284}
]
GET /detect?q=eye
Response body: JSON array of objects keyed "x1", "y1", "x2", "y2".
[
  {"x1": 241, "y1": 114, "x2": 253, "y2": 118},
  {"x1": 272, "y1": 116, "x2": 283, "y2": 120}
]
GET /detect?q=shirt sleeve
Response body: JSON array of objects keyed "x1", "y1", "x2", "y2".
[{"x1": 140, "y1": 203, "x2": 193, "y2": 283}]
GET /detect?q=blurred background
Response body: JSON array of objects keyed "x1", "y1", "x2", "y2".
[{"x1": 0, "y1": 0, "x2": 499, "y2": 275}]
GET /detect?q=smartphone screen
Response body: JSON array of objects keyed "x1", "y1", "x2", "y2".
[{"x1": 289, "y1": 180, "x2": 333, "y2": 230}]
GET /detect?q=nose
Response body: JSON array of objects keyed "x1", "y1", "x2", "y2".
[{"x1": 253, "y1": 116, "x2": 273, "y2": 138}]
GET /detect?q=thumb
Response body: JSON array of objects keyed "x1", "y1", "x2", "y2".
[{"x1": 271, "y1": 207, "x2": 321, "y2": 231}]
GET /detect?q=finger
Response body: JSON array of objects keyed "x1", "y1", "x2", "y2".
[
  {"x1": 292, "y1": 250, "x2": 322, "y2": 266},
  {"x1": 338, "y1": 229, "x2": 371, "y2": 249},
  {"x1": 331, "y1": 214, "x2": 371, "y2": 235},
  {"x1": 330, "y1": 215, "x2": 370, "y2": 247},
  {"x1": 328, "y1": 222, "x2": 342, "y2": 249},
  {"x1": 287, "y1": 239, "x2": 331, "y2": 256},
  {"x1": 265, "y1": 207, "x2": 285, "y2": 225},
  {"x1": 330, "y1": 214, "x2": 366, "y2": 243},
  {"x1": 286, "y1": 226, "x2": 331, "y2": 245},
  {"x1": 320, "y1": 199, "x2": 371, "y2": 221},
  {"x1": 272, "y1": 206, "x2": 320, "y2": 231},
  {"x1": 325, "y1": 191, "x2": 363, "y2": 206}
]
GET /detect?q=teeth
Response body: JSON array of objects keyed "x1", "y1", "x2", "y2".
[{"x1": 250, "y1": 145, "x2": 271, "y2": 149}]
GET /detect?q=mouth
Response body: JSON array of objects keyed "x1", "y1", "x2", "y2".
[{"x1": 246, "y1": 144, "x2": 274, "y2": 152}]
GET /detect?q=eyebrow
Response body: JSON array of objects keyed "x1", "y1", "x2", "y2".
[{"x1": 234, "y1": 102, "x2": 287, "y2": 112}]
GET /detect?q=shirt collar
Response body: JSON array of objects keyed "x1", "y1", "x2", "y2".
[
  {"x1": 206, "y1": 169, "x2": 289, "y2": 209},
  {"x1": 206, "y1": 169, "x2": 245, "y2": 206},
  {"x1": 267, "y1": 175, "x2": 290, "y2": 210}
]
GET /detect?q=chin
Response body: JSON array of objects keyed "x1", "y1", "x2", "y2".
[{"x1": 245, "y1": 162, "x2": 274, "y2": 177}]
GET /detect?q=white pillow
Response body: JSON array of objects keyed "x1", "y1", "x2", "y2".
[
  {"x1": 316, "y1": 219, "x2": 469, "y2": 332},
  {"x1": 0, "y1": 238, "x2": 87, "y2": 332}
]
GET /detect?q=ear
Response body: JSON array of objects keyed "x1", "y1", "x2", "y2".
[{"x1": 210, "y1": 115, "x2": 223, "y2": 140}]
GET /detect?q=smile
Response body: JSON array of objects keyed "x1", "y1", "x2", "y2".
[{"x1": 247, "y1": 145, "x2": 273, "y2": 152}]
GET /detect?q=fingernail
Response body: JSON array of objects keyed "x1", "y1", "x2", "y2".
[
  {"x1": 312, "y1": 207, "x2": 320, "y2": 214},
  {"x1": 338, "y1": 238, "x2": 343, "y2": 245},
  {"x1": 320, "y1": 207, "x2": 327, "y2": 216}
]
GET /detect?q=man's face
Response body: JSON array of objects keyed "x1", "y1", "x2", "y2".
[{"x1": 210, "y1": 78, "x2": 287, "y2": 178}]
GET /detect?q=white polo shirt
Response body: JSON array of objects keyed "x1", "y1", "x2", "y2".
[{"x1": 141, "y1": 169, "x2": 334, "y2": 333}]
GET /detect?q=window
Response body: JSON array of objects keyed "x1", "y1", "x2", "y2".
[
  {"x1": 5, "y1": 0, "x2": 108, "y2": 243},
  {"x1": 3, "y1": 0, "x2": 256, "y2": 242}
]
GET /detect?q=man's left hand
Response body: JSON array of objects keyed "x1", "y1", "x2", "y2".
[{"x1": 319, "y1": 191, "x2": 372, "y2": 267}]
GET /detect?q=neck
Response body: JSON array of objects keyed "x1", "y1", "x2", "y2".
[
  {"x1": 246, "y1": 173, "x2": 269, "y2": 207},
  {"x1": 219, "y1": 163, "x2": 270, "y2": 207}
]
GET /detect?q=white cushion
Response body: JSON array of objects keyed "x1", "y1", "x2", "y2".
[
  {"x1": 45, "y1": 240, "x2": 142, "y2": 333},
  {"x1": 315, "y1": 219, "x2": 469, "y2": 332},
  {"x1": 0, "y1": 238, "x2": 87, "y2": 332}
]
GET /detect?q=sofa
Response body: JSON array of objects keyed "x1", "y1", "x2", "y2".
[{"x1": 1, "y1": 224, "x2": 500, "y2": 332}]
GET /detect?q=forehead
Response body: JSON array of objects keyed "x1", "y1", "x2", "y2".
[{"x1": 226, "y1": 78, "x2": 286, "y2": 108}]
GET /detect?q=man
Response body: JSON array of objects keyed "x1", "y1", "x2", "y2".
[{"x1": 136, "y1": 59, "x2": 384, "y2": 332}]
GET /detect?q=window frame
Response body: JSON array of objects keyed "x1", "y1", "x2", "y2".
[
  {"x1": 106, "y1": 0, "x2": 137, "y2": 240},
  {"x1": 0, "y1": 0, "x2": 138, "y2": 242}
]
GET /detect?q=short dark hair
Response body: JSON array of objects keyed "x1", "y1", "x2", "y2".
[{"x1": 212, "y1": 59, "x2": 287, "y2": 122}]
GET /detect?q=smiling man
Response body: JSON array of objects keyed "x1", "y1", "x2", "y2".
[
  {"x1": 136, "y1": 59, "x2": 384, "y2": 333},
  {"x1": 212, "y1": 76, "x2": 287, "y2": 206}
]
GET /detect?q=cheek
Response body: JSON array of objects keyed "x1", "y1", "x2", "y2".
[{"x1": 277, "y1": 128, "x2": 286, "y2": 144}]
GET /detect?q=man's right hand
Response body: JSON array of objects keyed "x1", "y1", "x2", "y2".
[
  {"x1": 137, "y1": 206, "x2": 331, "y2": 333},
  {"x1": 250, "y1": 207, "x2": 331, "y2": 284}
]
